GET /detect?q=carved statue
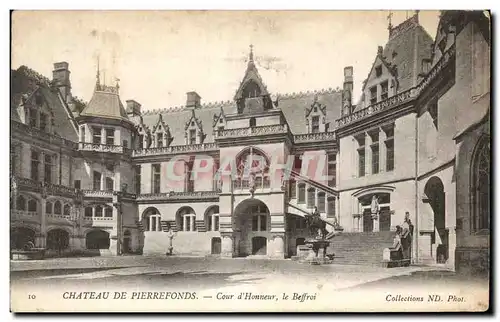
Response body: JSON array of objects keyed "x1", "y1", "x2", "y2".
[
  {"x1": 166, "y1": 225, "x2": 176, "y2": 256},
  {"x1": 370, "y1": 195, "x2": 380, "y2": 219},
  {"x1": 304, "y1": 206, "x2": 328, "y2": 240}
]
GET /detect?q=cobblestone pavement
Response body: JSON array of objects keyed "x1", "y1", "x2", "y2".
[{"x1": 10, "y1": 255, "x2": 472, "y2": 292}]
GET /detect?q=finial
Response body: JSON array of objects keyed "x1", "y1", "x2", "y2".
[
  {"x1": 95, "y1": 55, "x2": 101, "y2": 89},
  {"x1": 415, "y1": 10, "x2": 420, "y2": 22},
  {"x1": 387, "y1": 11, "x2": 393, "y2": 30},
  {"x1": 249, "y1": 44, "x2": 254, "y2": 63}
]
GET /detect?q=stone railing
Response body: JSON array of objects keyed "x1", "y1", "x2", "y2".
[
  {"x1": 132, "y1": 142, "x2": 218, "y2": 157},
  {"x1": 83, "y1": 216, "x2": 114, "y2": 221},
  {"x1": 79, "y1": 142, "x2": 131, "y2": 154},
  {"x1": 81, "y1": 190, "x2": 114, "y2": 198},
  {"x1": 217, "y1": 124, "x2": 288, "y2": 139},
  {"x1": 11, "y1": 210, "x2": 38, "y2": 219},
  {"x1": 293, "y1": 132, "x2": 336, "y2": 143},
  {"x1": 137, "y1": 191, "x2": 219, "y2": 201},
  {"x1": 11, "y1": 121, "x2": 78, "y2": 149},
  {"x1": 14, "y1": 177, "x2": 77, "y2": 198},
  {"x1": 232, "y1": 176, "x2": 271, "y2": 191},
  {"x1": 47, "y1": 213, "x2": 72, "y2": 220},
  {"x1": 335, "y1": 43, "x2": 456, "y2": 129}
]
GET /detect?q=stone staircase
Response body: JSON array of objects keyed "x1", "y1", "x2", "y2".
[{"x1": 326, "y1": 231, "x2": 395, "y2": 266}]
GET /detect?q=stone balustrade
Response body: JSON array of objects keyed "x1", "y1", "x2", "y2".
[
  {"x1": 132, "y1": 142, "x2": 218, "y2": 157},
  {"x1": 137, "y1": 191, "x2": 219, "y2": 201},
  {"x1": 217, "y1": 124, "x2": 288, "y2": 139},
  {"x1": 293, "y1": 131, "x2": 336, "y2": 143},
  {"x1": 79, "y1": 142, "x2": 130, "y2": 154}
]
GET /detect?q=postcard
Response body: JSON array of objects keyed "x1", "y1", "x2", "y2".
[{"x1": 10, "y1": 10, "x2": 490, "y2": 312}]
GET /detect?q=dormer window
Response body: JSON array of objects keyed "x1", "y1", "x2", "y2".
[
  {"x1": 152, "y1": 115, "x2": 171, "y2": 148},
  {"x1": 156, "y1": 133, "x2": 163, "y2": 148},
  {"x1": 243, "y1": 80, "x2": 261, "y2": 99},
  {"x1": 189, "y1": 129, "x2": 196, "y2": 145},
  {"x1": 311, "y1": 116, "x2": 320, "y2": 133},
  {"x1": 370, "y1": 86, "x2": 378, "y2": 105},
  {"x1": 375, "y1": 65, "x2": 382, "y2": 78},
  {"x1": 217, "y1": 126, "x2": 224, "y2": 136},
  {"x1": 381, "y1": 81, "x2": 389, "y2": 100}
]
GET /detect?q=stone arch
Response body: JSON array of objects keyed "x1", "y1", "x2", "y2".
[
  {"x1": 176, "y1": 206, "x2": 196, "y2": 232},
  {"x1": 46, "y1": 228, "x2": 70, "y2": 250},
  {"x1": 233, "y1": 198, "x2": 270, "y2": 257},
  {"x1": 470, "y1": 134, "x2": 490, "y2": 232},
  {"x1": 141, "y1": 207, "x2": 161, "y2": 232},
  {"x1": 204, "y1": 205, "x2": 220, "y2": 231},
  {"x1": 85, "y1": 229, "x2": 110, "y2": 250},
  {"x1": 424, "y1": 176, "x2": 447, "y2": 263},
  {"x1": 10, "y1": 226, "x2": 36, "y2": 250}
]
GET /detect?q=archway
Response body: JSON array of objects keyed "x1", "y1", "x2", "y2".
[
  {"x1": 471, "y1": 136, "x2": 490, "y2": 232},
  {"x1": 357, "y1": 193, "x2": 391, "y2": 232},
  {"x1": 10, "y1": 227, "x2": 35, "y2": 250},
  {"x1": 205, "y1": 206, "x2": 220, "y2": 231},
  {"x1": 424, "y1": 176, "x2": 447, "y2": 263},
  {"x1": 233, "y1": 198, "x2": 270, "y2": 257},
  {"x1": 176, "y1": 206, "x2": 196, "y2": 232},
  {"x1": 85, "y1": 230, "x2": 110, "y2": 250},
  {"x1": 46, "y1": 229, "x2": 70, "y2": 252},
  {"x1": 142, "y1": 207, "x2": 161, "y2": 232}
]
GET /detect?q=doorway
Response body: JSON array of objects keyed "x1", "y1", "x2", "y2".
[
  {"x1": 425, "y1": 176, "x2": 448, "y2": 263},
  {"x1": 211, "y1": 237, "x2": 221, "y2": 255},
  {"x1": 252, "y1": 236, "x2": 267, "y2": 255}
]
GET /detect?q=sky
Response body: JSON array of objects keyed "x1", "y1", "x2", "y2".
[{"x1": 12, "y1": 10, "x2": 440, "y2": 111}]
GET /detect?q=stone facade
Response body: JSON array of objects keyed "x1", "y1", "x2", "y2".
[{"x1": 10, "y1": 11, "x2": 490, "y2": 274}]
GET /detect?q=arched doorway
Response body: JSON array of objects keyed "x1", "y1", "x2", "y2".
[
  {"x1": 424, "y1": 176, "x2": 447, "y2": 264},
  {"x1": 123, "y1": 230, "x2": 131, "y2": 254},
  {"x1": 233, "y1": 198, "x2": 270, "y2": 257},
  {"x1": 10, "y1": 227, "x2": 35, "y2": 250},
  {"x1": 46, "y1": 229, "x2": 70, "y2": 253},
  {"x1": 211, "y1": 237, "x2": 221, "y2": 255},
  {"x1": 358, "y1": 193, "x2": 391, "y2": 232},
  {"x1": 85, "y1": 230, "x2": 110, "y2": 250}
]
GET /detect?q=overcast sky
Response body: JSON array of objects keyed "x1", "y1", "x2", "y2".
[{"x1": 12, "y1": 10, "x2": 440, "y2": 111}]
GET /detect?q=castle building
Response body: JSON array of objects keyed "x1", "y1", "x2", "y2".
[{"x1": 10, "y1": 11, "x2": 490, "y2": 274}]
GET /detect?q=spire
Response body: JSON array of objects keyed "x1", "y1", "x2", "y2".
[
  {"x1": 387, "y1": 11, "x2": 393, "y2": 30},
  {"x1": 95, "y1": 55, "x2": 101, "y2": 90},
  {"x1": 249, "y1": 44, "x2": 254, "y2": 64}
]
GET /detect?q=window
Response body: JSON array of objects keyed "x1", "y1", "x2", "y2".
[
  {"x1": 375, "y1": 65, "x2": 382, "y2": 77},
  {"x1": 105, "y1": 177, "x2": 114, "y2": 191},
  {"x1": 206, "y1": 206, "x2": 220, "y2": 231},
  {"x1": 217, "y1": 126, "x2": 224, "y2": 136},
  {"x1": 93, "y1": 171, "x2": 101, "y2": 190},
  {"x1": 317, "y1": 192, "x2": 326, "y2": 213},
  {"x1": 17, "y1": 195, "x2": 26, "y2": 210},
  {"x1": 381, "y1": 81, "x2": 388, "y2": 100},
  {"x1": 54, "y1": 201, "x2": 62, "y2": 215},
  {"x1": 189, "y1": 129, "x2": 196, "y2": 145},
  {"x1": 28, "y1": 199, "x2": 37, "y2": 212},
  {"x1": 249, "y1": 117, "x2": 256, "y2": 128},
  {"x1": 252, "y1": 214, "x2": 267, "y2": 231},
  {"x1": 384, "y1": 126, "x2": 395, "y2": 171},
  {"x1": 185, "y1": 161, "x2": 194, "y2": 193},
  {"x1": 429, "y1": 102, "x2": 438, "y2": 129},
  {"x1": 92, "y1": 127, "x2": 102, "y2": 144},
  {"x1": 156, "y1": 133, "x2": 163, "y2": 147},
  {"x1": 39, "y1": 113, "x2": 48, "y2": 131},
  {"x1": 135, "y1": 165, "x2": 141, "y2": 194},
  {"x1": 298, "y1": 183, "x2": 306, "y2": 203},
  {"x1": 327, "y1": 197, "x2": 336, "y2": 218},
  {"x1": 328, "y1": 153, "x2": 336, "y2": 187},
  {"x1": 472, "y1": 137, "x2": 490, "y2": 231},
  {"x1": 370, "y1": 86, "x2": 377, "y2": 105},
  {"x1": 178, "y1": 207, "x2": 196, "y2": 232},
  {"x1": 29, "y1": 108, "x2": 37, "y2": 127},
  {"x1": 311, "y1": 116, "x2": 320, "y2": 133},
  {"x1": 80, "y1": 126, "x2": 86, "y2": 142},
  {"x1": 84, "y1": 207, "x2": 93, "y2": 217},
  {"x1": 307, "y1": 188, "x2": 315, "y2": 208},
  {"x1": 44, "y1": 154, "x2": 53, "y2": 184},
  {"x1": 105, "y1": 129, "x2": 115, "y2": 145},
  {"x1": 95, "y1": 206, "x2": 103, "y2": 217},
  {"x1": 31, "y1": 150, "x2": 40, "y2": 181},
  {"x1": 356, "y1": 135, "x2": 366, "y2": 177},
  {"x1": 289, "y1": 179, "x2": 297, "y2": 199},
  {"x1": 105, "y1": 207, "x2": 113, "y2": 218},
  {"x1": 370, "y1": 131, "x2": 380, "y2": 175},
  {"x1": 64, "y1": 204, "x2": 71, "y2": 216},
  {"x1": 46, "y1": 202, "x2": 52, "y2": 214},
  {"x1": 152, "y1": 164, "x2": 161, "y2": 194}
]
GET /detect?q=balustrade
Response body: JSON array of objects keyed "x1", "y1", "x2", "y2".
[{"x1": 133, "y1": 142, "x2": 218, "y2": 157}]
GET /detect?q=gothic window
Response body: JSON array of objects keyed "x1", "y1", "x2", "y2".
[
  {"x1": 93, "y1": 171, "x2": 101, "y2": 190},
  {"x1": 472, "y1": 137, "x2": 490, "y2": 231},
  {"x1": 235, "y1": 147, "x2": 270, "y2": 185},
  {"x1": 356, "y1": 134, "x2": 366, "y2": 177},
  {"x1": 105, "y1": 177, "x2": 114, "y2": 191},
  {"x1": 54, "y1": 201, "x2": 62, "y2": 215},
  {"x1": 104, "y1": 206, "x2": 113, "y2": 218},
  {"x1": 381, "y1": 81, "x2": 389, "y2": 100},
  {"x1": 298, "y1": 183, "x2": 306, "y2": 203},
  {"x1": 375, "y1": 65, "x2": 382, "y2": 78},
  {"x1": 28, "y1": 199, "x2": 37, "y2": 212},
  {"x1": 135, "y1": 165, "x2": 141, "y2": 194},
  {"x1": 252, "y1": 214, "x2": 267, "y2": 231},
  {"x1": 95, "y1": 205, "x2": 103, "y2": 217},
  {"x1": 243, "y1": 80, "x2": 261, "y2": 99},
  {"x1": 152, "y1": 164, "x2": 161, "y2": 194},
  {"x1": 84, "y1": 207, "x2": 93, "y2": 217},
  {"x1": 64, "y1": 204, "x2": 71, "y2": 216},
  {"x1": 317, "y1": 192, "x2": 326, "y2": 213},
  {"x1": 328, "y1": 153, "x2": 336, "y2": 187},
  {"x1": 189, "y1": 129, "x2": 196, "y2": 145},
  {"x1": 311, "y1": 116, "x2": 320, "y2": 133},
  {"x1": 46, "y1": 201, "x2": 52, "y2": 214},
  {"x1": 370, "y1": 131, "x2": 380, "y2": 174},
  {"x1": 307, "y1": 188, "x2": 315, "y2": 208},
  {"x1": 44, "y1": 154, "x2": 53, "y2": 184},
  {"x1": 384, "y1": 125, "x2": 395, "y2": 171},
  {"x1": 370, "y1": 86, "x2": 378, "y2": 105},
  {"x1": 327, "y1": 197, "x2": 336, "y2": 218},
  {"x1": 205, "y1": 206, "x2": 220, "y2": 231},
  {"x1": 31, "y1": 150, "x2": 40, "y2": 181}
]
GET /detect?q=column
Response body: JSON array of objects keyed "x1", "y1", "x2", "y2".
[
  {"x1": 372, "y1": 215, "x2": 380, "y2": 232},
  {"x1": 101, "y1": 128, "x2": 105, "y2": 145},
  {"x1": 39, "y1": 198, "x2": 47, "y2": 248},
  {"x1": 148, "y1": 216, "x2": 153, "y2": 232},
  {"x1": 270, "y1": 213, "x2": 286, "y2": 259},
  {"x1": 219, "y1": 213, "x2": 234, "y2": 257},
  {"x1": 158, "y1": 216, "x2": 162, "y2": 232},
  {"x1": 271, "y1": 234, "x2": 285, "y2": 259},
  {"x1": 365, "y1": 132, "x2": 371, "y2": 176},
  {"x1": 190, "y1": 216, "x2": 195, "y2": 232}
]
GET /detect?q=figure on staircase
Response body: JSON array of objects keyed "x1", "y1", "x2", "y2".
[{"x1": 304, "y1": 206, "x2": 328, "y2": 240}]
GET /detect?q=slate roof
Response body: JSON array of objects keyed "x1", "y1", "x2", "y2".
[
  {"x1": 79, "y1": 85, "x2": 129, "y2": 121},
  {"x1": 10, "y1": 66, "x2": 79, "y2": 141}
]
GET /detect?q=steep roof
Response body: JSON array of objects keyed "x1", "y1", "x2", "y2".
[
  {"x1": 79, "y1": 83, "x2": 128, "y2": 121},
  {"x1": 10, "y1": 66, "x2": 78, "y2": 141}
]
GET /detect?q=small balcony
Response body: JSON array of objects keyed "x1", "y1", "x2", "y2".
[
  {"x1": 136, "y1": 191, "x2": 219, "y2": 202},
  {"x1": 11, "y1": 210, "x2": 38, "y2": 221},
  {"x1": 132, "y1": 142, "x2": 218, "y2": 157},
  {"x1": 78, "y1": 142, "x2": 131, "y2": 155}
]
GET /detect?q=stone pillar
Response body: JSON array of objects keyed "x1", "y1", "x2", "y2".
[
  {"x1": 219, "y1": 213, "x2": 234, "y2": 257},
  {"x1": 39, "y1": 196, "x2": 47, "y2": 248},
  {"x1": 372, "y1": 215, "x2": 380, "y2": 232},
  {"x1": 101, "y1": 128, "x2": 105, "y2": 145},
  {"x1": 418, "y1": 233, "x2": 433, "y2": 264},
  {"x1": 336, "y1": 195, "x2": 340, "y2": 225},
  {"x1": 447, "y1": 227, "x2": 456, "y2": 271},
  {"x1": 270, "y1": 213, "x2": 286, "y2": 259},
  {"x1": 365, "y1": 132, "x2": 371, "y2": 176},
  {"x1": 112, "y1": 192, "x2": 122, "y2": 255}
]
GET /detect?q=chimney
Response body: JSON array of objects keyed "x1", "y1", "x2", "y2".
[
  {"x1": 342, "y1": 66, "x2": 354, "y2": 116},
  {"x1": 186, "y1": 91, "x2": 201, "y2": 108},
  {"x1": 126, "y1": 100, "x2": 142, "y2": 117},
  {"x1": 343, "y1": 66, "x2": 353, "y2": 93},
  {"x1": 52, "y1": 62, "x2": 71, "y2": 102}
]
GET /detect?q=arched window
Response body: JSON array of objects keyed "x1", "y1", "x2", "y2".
[
  {"x1": 249, "y1": 117, "x2": 256, "y2": 127},
  {"x1": 84, "y1": 207, "x2": 93, "y2": 217},
  {"x1": 142, "y1": 208, "x2": 161, "y2": 231},
  {"x1": 243, "y1": 80, "x2": 261, "y2": 98},
  {"x1": 205, "y1": 206, "x2": 220, "y2": 231},
  {"x1": 95, "y1": 205, "x2": 103, "y2": 217},
  {"x1": 235, "y1": 147, "x2": 270, "y2": 189},
  {"x1": 17, "y1": 195, "x2": 26, "y2": 211},
  {"x1": 472, "y1": 137, "x2": 490, "y2": 231},
  {"x1": 177, "y1": 207, "x2": 196, "y2": 232},
  {"x1": 46, "y1": 202, "x2": 53, "y2": 214},
  {"x1": 317, "y1": 192, "x2": 326, "y2": 213},
  {"x1": 54, "y1": 201, "x2": 62, "y2": 215},
  {"x1": 63, "y1": 204, "x2": 71, "y2": 216},
  {"x1": 104, "y1": 207, "x2": 113, "y2": 218},
  {"x1": 28, "y1": 199, "x2": 37, "y2": 212}
]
